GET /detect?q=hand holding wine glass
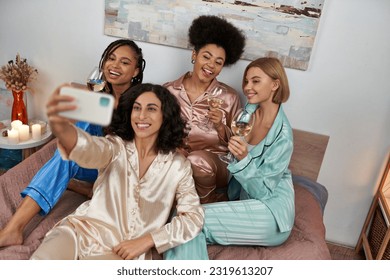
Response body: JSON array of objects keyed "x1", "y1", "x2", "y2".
[
  {"x1": 86, "y1": 67, "x2": 106, "y2": 92},
  {"x1": 219, "y1": 108, "x2": 255, "y2": 164},
  {"x1": 198, "y1": 87, "x2": 224, "y2": 131}
]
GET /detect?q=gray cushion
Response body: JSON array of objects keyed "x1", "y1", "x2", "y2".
[{"x1": 292, "y1": 174, "x2": 328, "y2": 215}]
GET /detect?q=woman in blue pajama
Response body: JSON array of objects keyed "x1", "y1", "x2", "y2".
[
  {"x1": 20, "y1": 121, "x2": 102, "y2": 215},
  {"x1": 0, "y1": 39, "x2": 146, "y2": 247},
  {"x1": 165, "y1": 57, "x2": 295, "y2": 259}
]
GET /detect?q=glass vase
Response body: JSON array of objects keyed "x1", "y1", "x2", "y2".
[{"x1": 11, "y1": 89, "x2": 28, "y2": 124}]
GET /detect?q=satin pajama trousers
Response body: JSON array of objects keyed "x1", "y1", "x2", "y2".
[
  {"x1": 30, "y1": 224, "x2": 123, "y2": 260},
  {"x1": 20, "y1": 122, "x2": 102, "y2": 215},
  {"x1": 164, "y1": 199, "x2": 291, "y2": 260},
  {"x1": 187, "y1": 150, "x2": 229, "y2": 204}
]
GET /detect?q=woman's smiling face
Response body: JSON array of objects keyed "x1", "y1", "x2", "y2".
[
  {"x1": 103, "y1": 45, "x2": 140, "y2": 90},
  {"x1": 192, "y1": 44, "x2": 226, "y2": 83},
  {"x1": 131, "y1": 91, "x2": 163, "y2": 141},
  {"x1": 243, "y1": 66, "x2": 279, "y2": 104}
]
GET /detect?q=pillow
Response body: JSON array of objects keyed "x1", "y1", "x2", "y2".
[{"x1": 292, "y1": 174, "x2": 328, "y2": 214}]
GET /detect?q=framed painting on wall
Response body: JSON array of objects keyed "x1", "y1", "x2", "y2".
[{"x1": 104, "y1": 0, "x2": 325, "y2": 71}]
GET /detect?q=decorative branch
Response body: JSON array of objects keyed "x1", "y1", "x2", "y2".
[{"x1": 0, "y1": 53, "x2": 38, "y2": 91}]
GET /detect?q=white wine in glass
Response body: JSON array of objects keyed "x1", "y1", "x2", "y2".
[
  {"x1": 87, "y1": 67, "x2": 106, "y2": 92},
  {"x1": 231, "y1": 120, "x2": 253, "y2": 137},
  {"x1": 198, "y1": 88, "x2": 224, "y2": 131},
  {"x1": 207, "y1": 96, "x2": 224, "y2": 109},
  {"x1": 219, "y1": 108, "x2": 255, "y2": 164}
]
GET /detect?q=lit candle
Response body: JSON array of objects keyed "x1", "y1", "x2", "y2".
[
  {"x1": 8, "y1": 129, "x2": 19, "y2": 144},
  {"x1": 18, "y1": 124, "x2": 30, "y2": 142},
  {"x1": 11, "y1": 120, "x2": 23, "y2": 130},
  {"x1": 31, "y1": 124, "x2": 41, "y2": 140}
]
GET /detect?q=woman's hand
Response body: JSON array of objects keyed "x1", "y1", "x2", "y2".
[
  {"x1": 113, "y1": 234, "x2": 155, "y2": 260},
  {"x1": 208, "y1": 107, "x2": 223, "y2": 129},
  {"x1": 46, "y1": 84, "x2": 75, "y2": 133},
  {"x1": 46, "y1": 84, "x2": 78, "y2": 154},
  {"x1": 227, "y1": 135, "x2": 248, "y2": 161}
]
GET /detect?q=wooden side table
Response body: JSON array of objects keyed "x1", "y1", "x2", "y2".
[
  {"x1": 356, "y1": 154, "x2": 390, "y2": 259},
  {"x1": 0, "y1": 120, "x2": 53, "y2": 160}
]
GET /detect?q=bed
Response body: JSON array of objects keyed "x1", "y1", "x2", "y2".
[{"x1": 0, "y1": 129, "x2": 331, "y2": 260}]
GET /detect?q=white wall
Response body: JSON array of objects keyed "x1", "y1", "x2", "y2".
[{"x1": 1, "y1": 0, "x2": 389, "y2": 247}]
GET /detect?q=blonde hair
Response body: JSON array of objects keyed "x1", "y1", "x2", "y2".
[{"x1": 242, "y1": 57, "x2": 290, "y2": 104}]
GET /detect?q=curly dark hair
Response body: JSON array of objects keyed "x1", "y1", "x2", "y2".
[
  {"x1": 105, "y1": 83, "x2": 185, "y2": 154},
  {"x1": 99, "y1": 39, "x2": 146, "y2": 93},
  {"x1": 188, "y1": 15, "x2": 245, "y2": 66}
]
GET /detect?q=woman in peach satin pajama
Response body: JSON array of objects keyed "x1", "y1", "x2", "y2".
[{"x1": 164, "y1": 15, "x2": 246, "y2": 203}]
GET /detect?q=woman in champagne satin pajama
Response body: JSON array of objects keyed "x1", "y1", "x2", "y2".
[
  {"x1": 31, "y1": 84, "x2": 204, "y2": 260},
  {"x1": 164, "y1": 15, "x2": 246, "y2": 203}
]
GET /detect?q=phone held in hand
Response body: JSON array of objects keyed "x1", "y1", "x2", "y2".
[{"x1": 58, "y1": 86, "x2": 115, "y2": 126}]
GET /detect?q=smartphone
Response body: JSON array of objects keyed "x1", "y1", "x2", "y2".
[{"x1": 59, "y1": 86, "x2": 115, "y2": 126}]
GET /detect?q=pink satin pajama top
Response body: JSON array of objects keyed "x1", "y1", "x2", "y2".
[{"x1": 164, "y1": 72, "x2": 242, "y2": 155}]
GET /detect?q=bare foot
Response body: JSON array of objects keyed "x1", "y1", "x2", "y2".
[
  {"x1": 0, "y1": 227, "x2": 24, "y2": 247},
  {"x1": 0, "y1": 196, "x2": 41, "y2": 248}
]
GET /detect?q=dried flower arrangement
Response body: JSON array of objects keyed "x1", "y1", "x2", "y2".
[{"x1": 0, "y1": 53, "x2": 38, "y2": 92}]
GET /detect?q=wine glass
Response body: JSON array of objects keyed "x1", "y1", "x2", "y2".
[
  {"x1": 219, "y1": 108, "x2": 255, "y2": 164},
  {"x1": 198, "y1": 87, "x2": 224, "y2": 131},
  {"x1": 182, "y1": 121, "x2": 192, "y2": 151},
  {"x1": 86, "y1": 67, "x2": 106, "y2": 92}
]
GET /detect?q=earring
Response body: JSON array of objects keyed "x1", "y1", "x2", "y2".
[{"x1": 191, "y1": 59, "x2": 195, "y2": 64}]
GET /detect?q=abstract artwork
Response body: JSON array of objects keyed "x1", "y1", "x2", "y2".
[{"x1": 104, "y1": 0, "x2": 325, "y2": 70}]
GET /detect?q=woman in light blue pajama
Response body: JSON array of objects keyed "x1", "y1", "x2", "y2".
[
  {"x1": 165, "y1": 57, "x2": 295, "y2": 260},
  {"x1": 0, "y1": 39, "x2": 146, "y2": 247}
]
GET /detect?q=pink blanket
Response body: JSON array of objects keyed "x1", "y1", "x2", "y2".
[{"x1": 0, "y1": 140, "x2": 330, "y2": 260}]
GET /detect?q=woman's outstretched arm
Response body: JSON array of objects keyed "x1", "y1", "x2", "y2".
[{"x1": 46, "y1": 84, "x2": 78, "y2": 155}]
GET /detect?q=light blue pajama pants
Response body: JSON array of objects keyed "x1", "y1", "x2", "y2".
[{"x1": 164, "y1": 199, "x2": 291, "y2": 260}]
